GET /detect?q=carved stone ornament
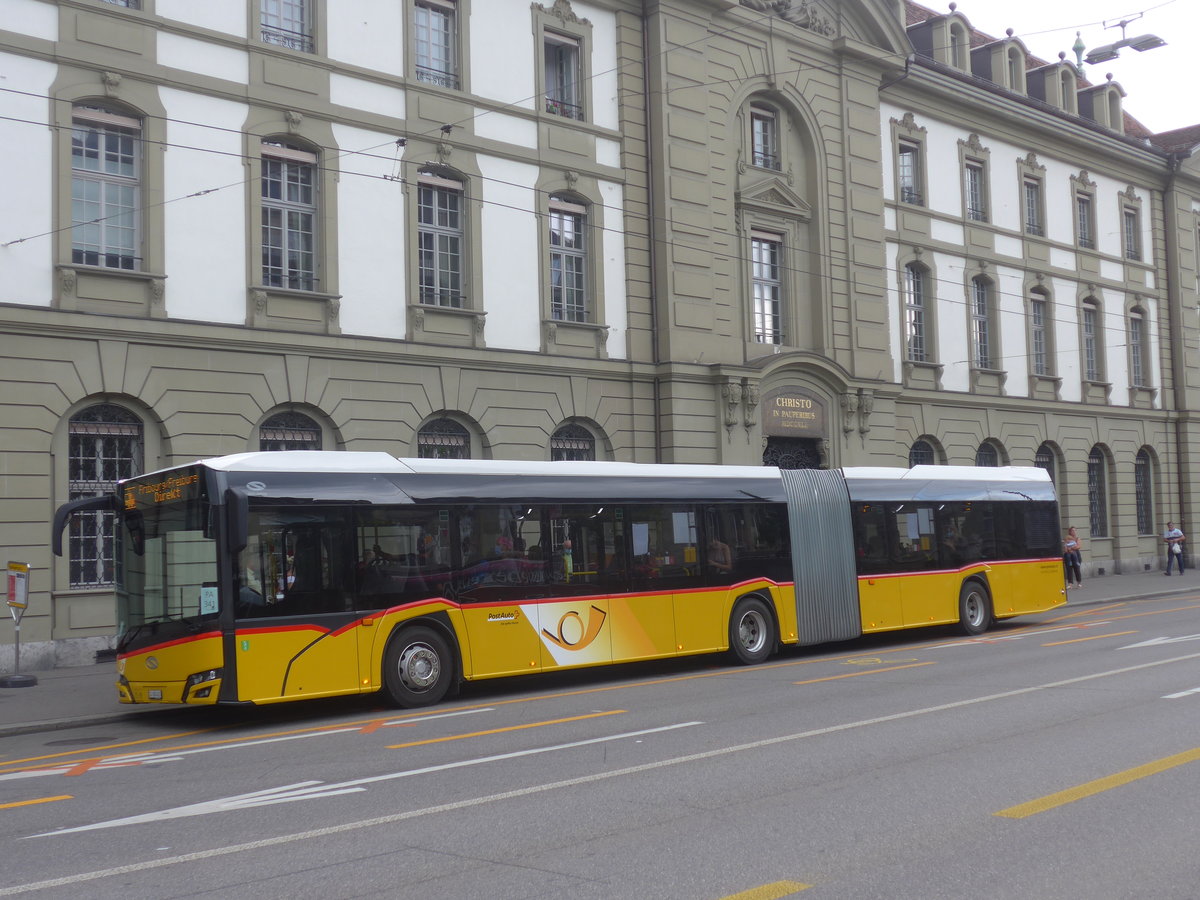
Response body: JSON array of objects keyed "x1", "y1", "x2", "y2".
[
  {"x1": 413, "y1": 307, "x2": 425, "y2": 331},
  {"x1": 436, "y1": 140, "x2": 453, "y2": 165},
  {"x1": 538, "y1": 0, "x2": 589, "y2": 27},
  {"x1": 1019, "y1": 151, "x2": 1045, "y2": 172},
  {"x1": 739, "y1": 0, "x2": 835, "y2": 37},
  {"x1": 722, "y1": 381, "x2": 743, "y2": 429},
  {"x1": 59, "y1": 267, "x2": 76, "y2": 296},
  {"x1": 476, "y1": 314, "x2": 487, "y2": 337},
  {"x1": 101, "y1": 71, "x2": 122, "y2": 97},
  {"x1": 594, "y1": 325, "x2": 609, "y2": 353},
  {"x1": 858, "y1": 390, "x2": 874, "y2": 434},
  {"x1": 327, "y1": 299, "x2": 340, "y2": 322},
  {"x1": 251, "y1": 289, "x2": 267, "y2": 313},
  {"x1": 961, "y1": 133, "x2": 986, "y2": 153},
  {"x1": 285, "y1": 110, "x2": 303, "y2": 134},
  {"x1": 150, "y1": 278, "x2": 165, "y2": 305},
  {"x1": 818, "y1": 439, "x2": 830, "y2": 468},
  {"x1": 565, "y1": 170, "x2": 579, "y2": 191},
  {"x1": 891, "y1": 111, "x2": 926, "y2": 136},
  {"x1": 546, "y1": 322, "x2": 557, "y2": 343},
  {"x1": 840, "y1": 392, "x2": 858, "y2": 434},
  {"x1": 743, "y1": 383, "x2": 760, "y2": 428}
]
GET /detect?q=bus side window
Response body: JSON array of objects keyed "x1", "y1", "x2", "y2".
[{"x1": 852, "y1": 504, "x2": 889, "y2": 575}]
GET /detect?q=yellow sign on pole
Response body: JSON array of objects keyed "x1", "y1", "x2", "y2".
[{"x1": 6, "y1": 561, "x2": 29, "y2": 612}]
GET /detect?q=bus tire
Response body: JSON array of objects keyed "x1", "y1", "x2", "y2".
[
  {"x1": 729, "y1": 596, "x2": 775, "y2": 665},
  {"x1": 958, "y1": 580, "x2": 992, "y2": 636},
  {"x1": 383, "y1": 626, "x2": 454, "y2": 708}
]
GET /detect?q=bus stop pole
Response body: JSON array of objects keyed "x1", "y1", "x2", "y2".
[{"x1": 1, "y1": 561, "x2": 37, "y2": 688}]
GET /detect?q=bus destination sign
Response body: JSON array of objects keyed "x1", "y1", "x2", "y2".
[{"x1": 124, "y1": 470, "x2": 203, "y2": 510}]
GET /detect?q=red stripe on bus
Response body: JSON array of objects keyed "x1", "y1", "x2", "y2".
[{"x1": 117, "y1": 630, "x2": 222, "y2": 660}]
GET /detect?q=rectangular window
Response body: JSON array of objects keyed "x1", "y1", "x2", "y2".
[
  {"x1": 261, "y1": 142, "x2": 317, "y2": 291},
  {"x1": 261, "y1": 0, "x2": 313, "y2": 52},
  {"x1": 1030, "y1": 296, "x2": 1047, "y2": 375},
  {"x1": 1076, "y1": 194, "x2": 1094, "y2": 249},
  {"x1": 1088, "y1": 452, "x2": 1108, "y2": 537},
  {"x1": 418, "y1": 177, "x2": 464, "y2": 308},
  {"x1": 1023, "y1": 179, "x2": 1043, "y2": 235},
  {"x1": 751, "y1": 106, "x2": 779, "y2": 170},
  {"x1": 414, "y1": 0, "x2": 458, "y2": 89},
  {"x1": 898, "y1": 143, "x2": 922, "y2": 204},
  {"x1": 544, "y1": 32, "x2": 583, "y2": 120},
  {"x1": 549, "y1": 200, "x2": 587, "y2": 322},
  {"x1": 751, "y1": 233, "x2": 783, "y2": 344},
  {"x1": 71, "y1": 108, "x2": 141, "y2": 271},
  {"x1": 1082, "y1": 304, "x2": 1099, "y2": 381},
  {"x1": 964, "y1": 162, "x2": 986, "y2": 221},
  {"x1": 904, "y1": 264, "x2": 926, "y2": 362},
  {"x1": 1123, "y1": 209, "x2": 1141, "y2": 260},
  {"x1": 971, "y1": 279, "x2": 992, "y2": 369},
  {"x1": 1130, "y1": 312, "x2": 1145, "y2": 387}
]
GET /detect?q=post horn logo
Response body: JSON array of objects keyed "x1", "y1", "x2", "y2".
[{"x1": 542, "y1": 605, "x2": 607, "y2": 651}]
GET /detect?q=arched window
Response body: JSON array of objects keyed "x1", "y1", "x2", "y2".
[
  {"x1": 259, "y1": 411, "x2": 322, "y2": 451},
  {"x1": 1135, "y1": 449, "x2": 1152, "y2": 535},
  {"x1": 418, "y1": 418, "x2": 470, "y2": 459},
  {"x1": 261, "y1": 139, "x2": 318, "y2": 291},
  {"x1": 949, "y1": 23, "x2": 967, "y2": 70},
  {"x1": 975, "y1": 442, "x2": 999, "y2": 467},
  {"x1": 68, "y1": 404, "x2": 144, "y2": 587},
  {"x1": 904, "y1": 263, "x2": 928, "y2": 362},
  {"x1": 1035, "y1": 442, "x2": 1056, "y2": 483},
  {"x1": 1088, "y1": 446, "x2": 1108, "y2": 537},
  {"x1": 72, "y1": 105, "x2": 142, "y2": 271},
  {"x1": 1059, "y1": 68, "x2": 1077, "y2": 113},
  {"x1": 908, "y1": 439, "x2": 935, "y2": 467},
  {"x1": 551, "y1": 423, "x2": 595, "y2": 461},
  {"x1": 1006, "y1": 47, "x2": 1025, "y2": 93}
]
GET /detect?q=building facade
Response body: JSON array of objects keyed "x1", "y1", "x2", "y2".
[{"x1": 1, "y1": 0, "x2": 1197, "y2": 669}]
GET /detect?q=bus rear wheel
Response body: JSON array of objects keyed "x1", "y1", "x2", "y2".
[
  {"x1": 383, "y1": 626, "x2": 454, "y2": 708},
  {"x1": 729, "y1": 597, "x2": 775, "y2": 664},
  {"x1": 958, "y1": 580, "x2": 992, "y2": 636}
]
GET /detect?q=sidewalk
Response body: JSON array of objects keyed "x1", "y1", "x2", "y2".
[{"x1": 1, "y1": 570, "x2": 1194, "y2": 738}]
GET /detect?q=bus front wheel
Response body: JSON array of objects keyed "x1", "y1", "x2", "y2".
[
  {"x1": 383, "y1": 626, "x2": 454, "y2": 707},
  {"x1": 958, "y1": 580, "x2": 992, "y2": 636},
  {"x1": 729, "y1": 597, "x2": 775, "y2": 664}
]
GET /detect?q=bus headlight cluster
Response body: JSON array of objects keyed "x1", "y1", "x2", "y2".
[{"x1": 186, "y1": 668, "x2": 221, "y2": 687}]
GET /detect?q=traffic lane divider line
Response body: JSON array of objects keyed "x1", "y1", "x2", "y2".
[
  {"x1": 387, "y1": 709, "x2": 626, "y2": 749},
  {"x1": 0, "y1": 728, "x2": 219, "y2": 772},
  {"x1": 1042, "y1": 631, "x2": 1139, "y2": 646},
  {"x1": 995, "y1": 746, "x2": 1200, "y2": 819},
  {"x1": 794, "y1": 661, "x2": 936, "y2": 685},
  {"x1": 0, "y1": 795, "x2": 73, "y2": 810}
]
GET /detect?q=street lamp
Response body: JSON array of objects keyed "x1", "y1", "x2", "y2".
[{"x1": 1083, "y1": 14, "x2": 1166, "y2": 65}]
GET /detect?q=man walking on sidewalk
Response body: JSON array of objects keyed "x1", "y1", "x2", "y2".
[{"x1": 1164, "y1": 521, "x2": 1186, "y2": 575}]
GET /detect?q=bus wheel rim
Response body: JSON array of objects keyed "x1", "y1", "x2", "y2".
[
  {"x1": 739, "y1": 610, "x2": 766, "y2": 653},
  {"x1": 399, "y1": 643, "x2": 440, "y2": 691}
]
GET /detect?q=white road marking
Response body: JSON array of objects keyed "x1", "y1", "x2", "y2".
[
  {"x1": 931, "y1": 622, "x2": 1114, "y2": 648},
  {"x1": 1121, "y1": 634, "x2": 1200, "y2": 650},
  {"x1": 1162, "y1": 686, "x2": 1200, "y2": 699},
  {"x1": 0, "y1": 707, "x2": 494, "y2": 783},
  {"x1": 30, "y1": 721, "x2": 704, "y2": 835},
  {"x1": 8, "y1": 651, "x2": 1200, "y2": 895}
]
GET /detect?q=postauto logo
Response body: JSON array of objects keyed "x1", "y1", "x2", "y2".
[{"x1": 541, "y1": 605, "x2": 607, "y2": 651}]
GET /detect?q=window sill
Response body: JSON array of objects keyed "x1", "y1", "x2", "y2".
[
  {"x1": 409, "y1": 303, "x2": 485, "y2": 348},
  {"x1": 248, "y1": 285, "x2": 342, "y2": 334},
  {"x1": 969, "y1": 367, "x2": 1007, "y2": 395},
  {"x1": 1082, "y1": 379, "x2": 1112, "y2": 405},
  {"x1": 1029, "y1": 373, "x2": 1062, "y2": 400},
  {"x1": 1129, "y1": 385, "x2": 1157, "y2": 408},
  {"x1": 902, "y1": 359, "x2": 943, "y2": 390},
  {"x1": 56, "y1": 264, "x2": 166, "y2": 318},
  {"x1": 542, "y1": 318, "x2": 609, "y2": 359}
]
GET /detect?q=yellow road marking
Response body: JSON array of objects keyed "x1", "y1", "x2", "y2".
[
  {"x1": 0, "y1": 728, "x2": 219, "y2": 772},
  {"x1": 719, "y1": 880, "x2": 811, "y2": 899},
  {"x1": 996, "y1": 747, "x2": 1200, "y2": 819},
  {"x1": 1042, "y1": 630, "x2": 1138, "y2": 646},
  {"x1": 0, "y1": 795, "x2": 73, "y2": 810},
  {"x1": 387, "y1": 709, "x2": 624, "y2": 749},
  {"x1": 794, "y1": 661, "x2": 935, "y2": 685}
]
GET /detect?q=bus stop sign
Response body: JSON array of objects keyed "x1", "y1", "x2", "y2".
[{"x1": 6, "y1": 561, "x2": 29, "y2": 623}]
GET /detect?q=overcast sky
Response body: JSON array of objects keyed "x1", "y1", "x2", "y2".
[{"x1": 940, "y1": 0, "x2": 1197, "y2": 134}]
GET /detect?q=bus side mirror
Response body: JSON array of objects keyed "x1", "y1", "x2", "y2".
[
  {"x1": 226, "y1": 488, "x2": 248, "y2": 554},
  {"x1": 52, "y1": 495, "x2": 118, "y2": 557}
]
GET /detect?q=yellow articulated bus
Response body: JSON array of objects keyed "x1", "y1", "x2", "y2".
[{"x1": 52, "y1": 453, "x2": 1065, "y2": 709}]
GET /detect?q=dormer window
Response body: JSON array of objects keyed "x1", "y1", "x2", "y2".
[
  {"x1": 1006, "y1": 46, "x2": 1025, "y2": 93},
  {"x1": 949, "y1": 23, "x2": 968, "y2": 70},
  {"x1": 1059, "y1": 68, "x2": 1077, "y2": 114}
]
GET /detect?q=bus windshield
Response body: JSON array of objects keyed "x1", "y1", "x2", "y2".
[{"x1": 117, "y1": 487, "x2": 218, "y2": 644}]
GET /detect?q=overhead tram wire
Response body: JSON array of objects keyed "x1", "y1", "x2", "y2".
[{"x1": 0, "y1": 14, "x2": 1169, "y2": 352}]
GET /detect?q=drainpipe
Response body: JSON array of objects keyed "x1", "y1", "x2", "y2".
[
  {"x1": 641, "y1": 0, "x2": 663, "y2": 462},
  {"x1": 1162, "y1": 152, "x2": 1189, "y2": 539}
]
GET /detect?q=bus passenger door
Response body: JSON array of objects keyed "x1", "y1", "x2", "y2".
[
  {"x1": 853, "y1": 503, "x2": 903, "y2": 632},
  {"x1": 235, "y1": 516, "x2": 360, "y2": 701}
]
